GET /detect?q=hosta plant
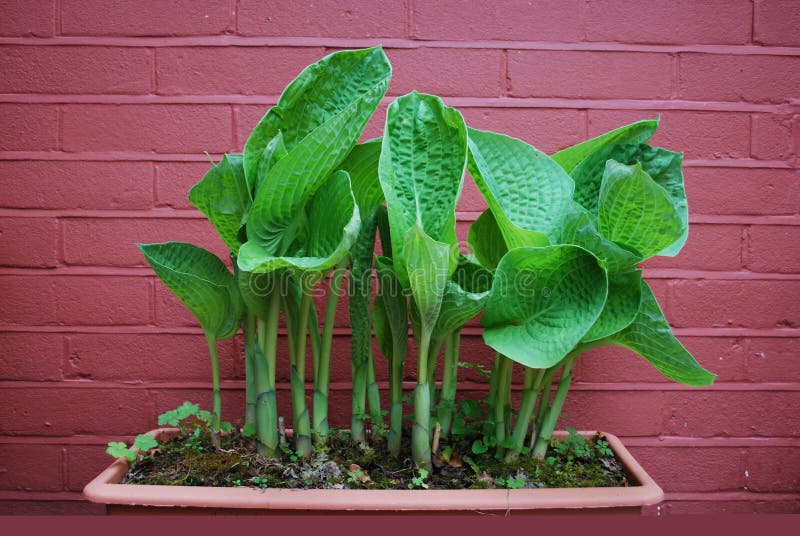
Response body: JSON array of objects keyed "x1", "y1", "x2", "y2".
[{"x1": 112, "y1": 46, "x2": 714, "y2": 487}]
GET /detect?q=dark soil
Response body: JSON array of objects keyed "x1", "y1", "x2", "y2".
[{"x1": 123, "y1": 429, "x2": 629, "y2": 490}]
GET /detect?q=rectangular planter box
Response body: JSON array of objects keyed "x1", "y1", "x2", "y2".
[{"x1": 84, "y1": 429, "x2": 663, "y2": 515}]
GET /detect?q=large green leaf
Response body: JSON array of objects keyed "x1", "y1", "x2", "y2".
[
  {"x1": 188, "y1": 154, "x2": 250, "y2": 254},
  {"x1": 238, "y1": 170, "x2": 360, "y2": 281},
  {"x1": 467, "y1": 128, "x2": 574, "y2": 248},
  {"x1": 139, "y1": 242, "x2": 242, "y2": 339},
  {"x1": 582, "y1": 270, "x2": 642, "y2": 342},
  {"x1": 404, "y1": 224, "x2": 451, "y2": 334},
  {"x1": 252, "y1": 131, "x2": 288, "y2": 195},
  {"x1": 552, "y1": 118, "x2": 659, "y2": 174},
  {"x1": 599, "y1": 160, "x2": 685, "y2": 260},
  {"x1": 433, "y1": 280, "x2": 488, "y2": 340},
  {"x1": 338, "y1": 138, "x2": 384, "y2": 216},
  {"x1": 571, "y1": 143, "x2": 687, "y2": 257},
  {"x1": 379, "y1": 92, "x2": 467, "y2": 285},
  {"x1": 559, "y1": 203, "x2": 641, "y2": 273},
  {"x1": 597, "y1": 280, "x2": 715, "y2": 386},
  {"x1": 481, "y1": 245, "x2": 608, "y2": 369},
  {"x1": 467, "y1": 209, "x2": 507, "y2": 271},
  {"x1": 244, "y1": 46, "x2": 391, "y2": 186}
]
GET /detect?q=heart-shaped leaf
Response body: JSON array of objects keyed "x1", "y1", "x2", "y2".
[
  {"x1": 582, "y1": 269, "x2": 642, "y2": 342},
  {"x1": 559, "y1": 203, "x2": 641, "y2": 273},
  {"x1": 467, "y1": 209, "x2": 508, "y2": 271},
  {"x1": 338, "y1": 138, "x2": 385, "y2": 217}
]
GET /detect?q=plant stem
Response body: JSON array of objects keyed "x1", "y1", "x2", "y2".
[
  {"x1": 312, "y1": 262, "x2": 346, "y2": 446},
  {"x1": 412, "y1": 328, "x2": 433, "y2": 471},
  {"x1": 437, "y1": 330, "x2": 460, "y2": 438},
  {"x1": 204, "y1": 331, "x2": 222, "y2": 449},
  {"x1": 366, "y1": 353, "x2": 384, "y2": 437},
  {"x1": 243, "y1": 312, "x2": 256, "y2": 429},
  {"x1": 532, "y1": 352, "x2": 580, "y2": 459},
  {"x1": 533, "y1": 366, "x2": 558, "y2": 442},
  {"x1": 387, "y1": 331, "x2": 407, "y2": 457},
  {"x1": 254, "y1": 291, "x2": 280, "y2": 458},
  {"x1": 504, "y1": 367, "x2": 544, "y2": 462},
  {"x1": 290, "y1": 288, "x2": 313, "y2": 457},
  {"x1": 494, "y1": 355, "x2": 513, "y2": 455}
]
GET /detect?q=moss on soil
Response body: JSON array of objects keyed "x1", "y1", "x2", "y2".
[{"x1": 123, "y1": 429, "x2": 628, "y2": 490}]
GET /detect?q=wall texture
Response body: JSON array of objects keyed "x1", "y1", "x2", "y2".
[{"x1": 1, "y1": 0, "x2": 799, "y2": 515}]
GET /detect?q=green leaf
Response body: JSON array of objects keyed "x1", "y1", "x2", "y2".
[
  {"x1": 467, "y1": 210, "x2": 507, "y2": 271},
  {"x1": 552, "y1": 118, "x2": 659, "y2": 174},
  {"x1": 559, "y1": 203, "x2": 641, "y2": 273},
  {"x1": 189, "y1": 154, "x2": 250, "y2": 254},
  {"x1": 244, "y1": 46, "x2": 392, "y2": 186},
  {"x1": 432, "y1": 280, "x2": 488, "y2": 341},
  {"x1": 404, "y1": 224, "x2": 451, "y2": 334},
  {"x1": 158, "y1": 401, "x2": 201, "y2": 426},
  {"x1": 597, "y1": 280, "x2": 716, "y2": 386},
  {"x1": 338, "y1": 138, "x2": 385, "y2": 216},
  {"x1": 481, "y1": 245, "x2": 608, "y2": 369},
  {"x1": 570, "y1": 143, "x2": 688, "y2": 256},
  {"x1": 379, "y1": 92, "x2": 467, "y2": 285},
  {"x1": 467, "y1": 128, "x2": 574, "y2": 248},
  {"x1": 238, "y1": 170, "x2": 361, "y2": 281},
  {"x1": 582, "y1": 270, "x2": 642, "y2": 341},
  {"x1": 453, "y1": 254, "x2": 493, "y2": 294},
  {"x1": 374, "y1": 255, "x2": 409, "y2": 361},
  {"x1": 106, "y1": 442, "x2": 137, "y2": 463},
  {"x1": 598, "y1": 160, "x2": 685, "y2": 260},
  {"x1": 252, "y1": 131, "x2": 288, "y2": 195},
  {"x1": 139, "y1": 242, "x2": 242, "y2": 339},
  {"x1": 133, "y1": 434, "x2": 158, "y2": 452}
]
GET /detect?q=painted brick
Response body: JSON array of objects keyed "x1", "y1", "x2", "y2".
[
  {"x1": 0, "y1": 333, "x2": 63, "y2": 381},
  {"x1": 65, "y1": 333, "x2": 238, "y2": 381},
  {"x1": 0, "y1": 0, "x2": 54, "y2": 36},
  {"x1": 0, "y1": 217, "x2": 59, "y2": 267},
  {"x1": 588, "y1": 109, "x2": 751, "y2": 160},
  {"x1": 61, "y1": 105, "x2": 233, "y2": 153},
  {"x1": 0, "y1": 500, "x2": 106, "y2": 515},
  {"x1": 0, "y1": 104, "x2": 58, "y2": 151},
  {"x1": 575, "y1": 337, "x2": 745, "y2": 384},
  {"x1": 684, "y1": 167, "x2": 800, "y2": 216},
  {"x1": 61, "y1": 0, "x2": 232, "y2": 36},
  {"x1": 669, "y1": 279, "x2": 800, "y2": 329},
  {"x1": 747, "y1": 447, "x2": 800, "y2": 492},
  {"x1": 459, "y1": 108, "x2": 586, "y2": 154},
  {"x1": 746, "y1": 337, "x2": 800, "y2": 382},
  {"x1": 64, "y1": 445, "x2": 110, "y2": 492},
  {"x1": 678, "y1": 53, "x2": 800, "y2": 104},
  {"x1": 642, "y1": 224, "x2": 743, "y2": 271},
  {"x1": 0, "y1": 275, "x2": 151, "y2": 326},
  {"x1": 386, "y1": 48, "x2": 504, "y2": 98},
  {"x1": 584, "y1": 0, "x2": 752, "y2": 45},
  {"x1": 754, "y1": 0, "x2": 800, "y2": 46},
  {"x1": 745, "y1": 225, "x2": 800, "y2": 273},
  {"x1": 155, "y1": 162, "x2": 212, "y2": 209},
  {"x1": 413, "y1": 0, "x2": 582, "y2": 41},
  {"x1": 654, "y1": 499, "x2": 800, "y2": 514},
  {"x1": 238, "y1": 0, "x2": 407, "y2": 38},
  {"x1": 509, "y1": 51, "x2": 673, "y2": 100},
  {"x1": 628, "y1": 446, "x2": 746, "y2": 492},
  {"x1": 62, "y1": 217, "x2": 227, "y2": 267},
  {"x1": 156, "y1": 47, "x2": 325, "y2": 96},
  {"x1": 0, "y1": 161, "x2": 154, "y2": 210},
  {"x1": 664, "y1": 391, "x2": 800, "y2": 437},
  {"x1": 559, "y1": 390, "x2": 666, "y2": 436},
  {"x1": 154, "y1": 282, "x2": 200, "y2": 328},
  {"x1": 0, "y1": 444, "x2": 62, "y2": 491},
  {"x1": 0, "y1": 46, "x2": 152, "y2": 95},
  {"x1": 0, "y1": 387, "x2": 152, "y2": 436},
  {"x1": 751, "y1": 114, "x2": 795, "y2": 161}
]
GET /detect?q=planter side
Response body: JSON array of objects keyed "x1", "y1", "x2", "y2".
[{"x1": 84, "y1": 429, "x2": 663, "y2": 515}]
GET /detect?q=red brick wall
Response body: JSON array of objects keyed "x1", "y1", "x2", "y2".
[{"x1": 1, "y1": 0, "x2": 798, "y2": 515}]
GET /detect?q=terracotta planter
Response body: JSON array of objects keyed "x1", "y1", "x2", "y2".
[{"x1": 84, "y1": 428, "x2": 663, "y2": 515}]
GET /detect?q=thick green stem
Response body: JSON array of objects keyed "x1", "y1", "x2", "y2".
[
  {"x1": 494, "y1": 355, "x2": 513, "y2": 455},
  {"x1": 243, "y1": 312, "x2": 257, "y2": 429},
  {"x1": 437, "y1": 330, "x2": 460, "y2": 439},
  {"x1": 387, "y1": 333, "x2": 406, "y2": 457},
  {"x1": 533, "y1": 366, "x2": 558, "y2": 441},
  {"x1": 425, "y1": 338, "x2": 443, "y2": 410},
  {"x1": 366, "y1": 354, "x2": 383, "y2": 437},
  {"x1": 312, "y1": 263, "x2": 346, "y2": 446},
  {"x1": 289, "y1": 289, "x2": 313, "y2": 457},
  {"x1": 254, "y1": 291, "x2": 280, "y2": 458},
  {"x1": 204, "y1": 332, "x2": 222, "y2": 449},
  {"x1": 412, "y1": 329, "x2": 433, "y2": 471},
  {"x1": 532, "y1": 353, "x2": 579, "y2": 459},
  {"x1": 505, "y1": 367, "x2": 544, "y2": 462}
]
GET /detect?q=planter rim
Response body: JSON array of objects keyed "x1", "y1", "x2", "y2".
[{"x1": 84, "y1": 428, "x2": 663, "y2": 512}]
